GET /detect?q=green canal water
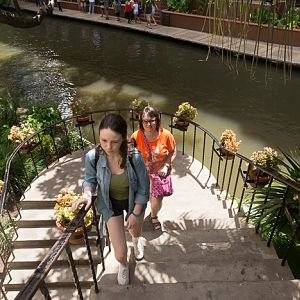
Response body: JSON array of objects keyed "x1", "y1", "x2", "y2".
[{"x1": 0, "y1": 17, "x2": 300, "y2": 158}]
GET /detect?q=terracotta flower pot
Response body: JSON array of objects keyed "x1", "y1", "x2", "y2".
[
  {"x1": 175, "y1": 119, "x2": 190, "y2": 131},
  {"x1": 248, "y1": 166, "x2": 271, "y2": 188},
  {"x1": 220, "y1": 147, "x2": 235, "y2": 160},
  {"x1": 76, "y1": 115, "x2": 90, "y2": 124},
  {"x1": 132, "y1": 110, "x2": 141, "y2": 120},
  {"x1": 17, "y1": 142, "x2": 33, "y2": 153},
  {"x1": 56, "y1": 220, "x2": 92, "y2": 245}
]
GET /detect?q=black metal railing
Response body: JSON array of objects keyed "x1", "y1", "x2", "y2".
[{"x1": 1, "y1": 108, "x2": 300, "y2": 299}]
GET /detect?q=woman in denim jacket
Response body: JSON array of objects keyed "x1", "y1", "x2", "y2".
[{"x1": 72, "y1": 114, "x2": 149, "y2": 286}]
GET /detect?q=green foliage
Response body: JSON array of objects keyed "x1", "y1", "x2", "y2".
[
  {"x1": 250, "y1": 7, "x2": 300, "y2": 29},
  {"x1": 0, "y1": 96, "x2": 19, "y2": 129},
  {"x1": 250, "y1": 7, "x2": 278, "y2": 25},
  {"x1": 173, "y1": 101, "x2": 198, "y2": 121},
  {"x1": 26, "y1": 106, "x2": 62, "y2": 130},
  {"x1": 0, "y1": 217, "x2": 15, "y2": 250},
  {"x1": 242, "y1": 147, "x2": 300, "y2": 278},
  {"x1": 167, "y1": 0, "x2": 191, "y2": 13}
]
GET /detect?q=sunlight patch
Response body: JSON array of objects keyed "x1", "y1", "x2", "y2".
[
  {"x1": 119, "y1": 84, "x2": 168, "y2": 106},
  {"x1": 0, "y1": 42, "x2": 23, "y2": 61},
  {"x1": 79, "y1": 78, "x2": 115, "y2": 95}
]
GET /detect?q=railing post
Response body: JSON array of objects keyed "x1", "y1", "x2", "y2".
[
  {"x1": 39, "y1": 279, "x2": 52, "y2": 300},
  {"x1": 267, "y1": 186, "x2": 290, "y2": 247},
  {"x1": 82, "y1": 220, "x2": 99, "y2": 293},
  {"x1": 65, "y1": 244, "x2": 84, "y2": 300},
  {"x1": 92, "y1": 202, "x2": 105, "y2": 271}
]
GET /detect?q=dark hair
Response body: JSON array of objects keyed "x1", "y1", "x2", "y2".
[
  {"x1": 139, "y1": 106, "x2": 161, "y2": 131},
  {"x1": 99, "y1": 113, "x2": 127, "y2": 169}
]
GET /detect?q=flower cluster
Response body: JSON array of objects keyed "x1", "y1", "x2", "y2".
[
  {"x1": 174, "y1": 101, "x2": 198, "y2": 122},
  {"x1": 7, "y1": 122, "x2": 35, "y2": 144},
  {"x1": 54, "y1": 188, "x2": 93, "y2": 228},
  {"x1": 250, "y1": 147, "x2": 281, "y2": 169},
  {"x1": 220, "y1": 129, "x2": 241, "y2": 153},
  {"x1": 69, "y1": 99, "x2": 90, "y2": 115},
  {"x1": 0, "y1": 180, "x2": 3, "y2": 194},
  {"x1": 131, "y1": 99, "x2": 149, "y2": 111}
]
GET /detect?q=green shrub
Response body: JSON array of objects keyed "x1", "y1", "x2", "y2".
[{"x1": 167, "y1": 0, "x2": 191, "y2": 13}]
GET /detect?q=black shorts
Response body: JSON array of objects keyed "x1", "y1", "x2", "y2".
[{"x1": 111, "y1": 198, "x2": 129, "y2": 217}]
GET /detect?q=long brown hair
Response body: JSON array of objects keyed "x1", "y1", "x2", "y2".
[{"x1": 99, "y1": 114, "x2": 127, "y2": 168}]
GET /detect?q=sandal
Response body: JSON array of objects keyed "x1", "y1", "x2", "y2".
[{"x1": 150, "y1": 216, "x2": 161, "y2": 231}]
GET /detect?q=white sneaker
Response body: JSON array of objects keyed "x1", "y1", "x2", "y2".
[
  {"x1": 133, "y1": 237, "x2": 144, "y2": 261},
  {"x1": 117, "y1": 264, "x2": 129, "y2": 285}
]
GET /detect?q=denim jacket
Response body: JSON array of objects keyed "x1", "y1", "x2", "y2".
[{"x1": 83, "y1": 147, "x2": 149, "y2": 222}]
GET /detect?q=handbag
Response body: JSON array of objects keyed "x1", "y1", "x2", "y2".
[
  {"x1": 151, "y1": 173, "x2": 173, "y2": 198},
  {"x1": 141, "y1": 131, "x2": 173, "y2": 198}
]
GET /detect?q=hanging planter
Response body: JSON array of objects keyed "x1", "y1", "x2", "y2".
[
  {"x1": 131, "y1": 99, "x2": 149, "y2": 120},
  {"x1": 173, "y1": 101, "x2": 197, "y2": 131},
  {"x1": 54, "y1": 188, "x2": 94, "y2": 245},
  {"x1": 76, "y1": 114, "x2": 91, "y2": 125},
  {"x1": 248, "y1": 166, "x2": 271, "y2": 188},
  {"x1": 219, "y1": 130, "x2": 241, "y2": 160},
  {"x1": 220, "y1": 147, "x2": 235, "y2": 160},
  {"x1": 69, "y1": 99, "x2": 91, "y2": 125},
  {"x1": 175, "y1": 119, "x2": 190, "y2": 130},
  {"x1": 247, "y1": 147, "x2": 282, "y2": 188},
  {"x1": 56, "y1": 219, "x2": 92, "y2": 245},
  {"x1": 19, "y1": 142, "x2": 33, "y2": 153}
]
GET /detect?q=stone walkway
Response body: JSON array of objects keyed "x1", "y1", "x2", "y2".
[{"x1": 20, "y1": 2, "x2": 300, "y2": 67}]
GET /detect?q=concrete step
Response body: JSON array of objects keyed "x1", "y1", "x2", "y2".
[
  {"x1": 9, "y1": 244, "x2": 101, "y2": 268},
  {"x1": 18, "y1": 209, "x2": 55, "y2": 220},
  {"x1": 6, "y1": 288, "x2": 91, "y2": 300},
  {"x1": 16, "y1": 209, "x2": 56, "y2": 228},
  {"x1": 20, "y1": 199, "x2": 56, "y2": 209},
  {"x1": 12, "y1": 226, "x2": 97, "y2": 248},
  {"x1": 137, "y1": 241, "x2": 277, "y2": 262},
  {"x1": 16, "y1": 219, "x2": 56, "y2": 228},
  {"x1": 14, "y1": 226, "x2": 61, "y2": 241},
  {"x1": 91, "y1": 280, "x2": 300, "y2": 300},
  {"x1": 4, "y1": 266, "x2": 97, "y2": 290},
  {"x1": 137, "y1": 229, "x2": 277, "y2": 261},
  {"x1": 9, "y1": 257, "x2": 101, "y2": 269},
  {"x1": 100, "y1": 258, "x2": 293, "y2": 285}
]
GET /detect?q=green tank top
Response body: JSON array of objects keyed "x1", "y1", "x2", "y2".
[{"x1": 109, "y1": 172, "x2": 129, "y2": 200}]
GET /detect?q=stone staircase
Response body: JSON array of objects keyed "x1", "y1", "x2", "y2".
[
  {"x1": 2, "y1": 150, "x2": 300, "y2": 299},
  {"x1": 4, "y1": 196, "x2": 100, "y2": 299},
  {"x1": 91, "y1": 217, "x2": 298, "y2": 300}
]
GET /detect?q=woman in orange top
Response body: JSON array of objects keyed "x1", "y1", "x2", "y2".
[{"x1": 132, "y1": 106, "x2": 176, "y2": 230}]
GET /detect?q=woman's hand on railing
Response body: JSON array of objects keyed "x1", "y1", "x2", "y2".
[{"x1": 72, "y1": 192, "x2": 92, "y2": 211}]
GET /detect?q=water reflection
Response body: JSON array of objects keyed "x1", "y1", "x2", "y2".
[{"x1": 0, "y1": 17, "x2": 299, "y2": 157}]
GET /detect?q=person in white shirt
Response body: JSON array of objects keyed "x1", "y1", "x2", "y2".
[
  {"x1": 133, "y1": 0, "x2": 141, "y2": 23},
  {"x1": 88, "y1": 0, "x2": 95, "y2": 14}
]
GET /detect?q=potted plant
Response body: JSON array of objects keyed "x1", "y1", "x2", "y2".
[
  {"x1": 219, "y1": 129, "x2": 242, "y2": 160},
  {"x1": 131, "y1": 99, "x2": 149, "y2": 119},
  {"x1": 54, "y1": 188, "x2": 93, "y2": 244},
  {"x1": 69, "y1": 99, "x2": 91, "y2": 124},
  {"x1": 7, "y1": 121, "x2": 35, "y2": 151},
  {"x1": 248, "y1": 147, "x2": 282, "y2": 188},
  {"x1": 173, "y1": 101, "x2": 198, "y2": 130}
]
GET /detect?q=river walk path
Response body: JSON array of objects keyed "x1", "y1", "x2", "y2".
[{"x1": 20, "y1": 2, "x2": 300, "y2": 68}]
